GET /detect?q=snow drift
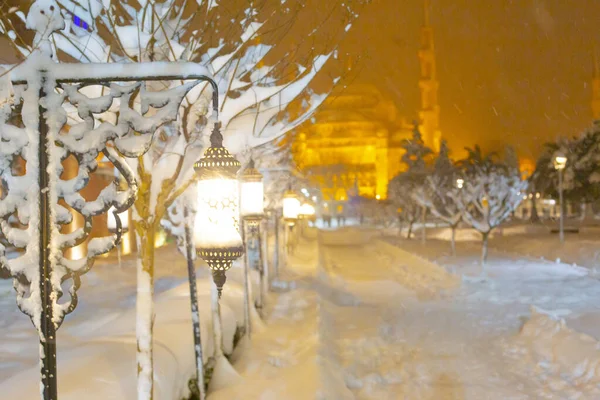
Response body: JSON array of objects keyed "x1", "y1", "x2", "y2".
[{"x1": 505, "y1": 306, "x2": 600, "y2": 398}]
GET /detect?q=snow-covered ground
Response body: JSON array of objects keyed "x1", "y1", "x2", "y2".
[
  {"x1": 2, "y1": 226, "x2": 600, "y2": 398},
  {"x1": 427, "y1": 223, "x2": 600, "y2": 271},
  {"x1": 0, "y1": 246, "x2": 247, "y2": 399},
  {"x1": 208, "y1": 226, "x2": 600, "y2": 399}
]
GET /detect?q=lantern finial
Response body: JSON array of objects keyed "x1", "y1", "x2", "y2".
[
  {"x1": 210, "y1": 122, "x2": 224, "y2": 147},
  {"x1": 212, "y1": 270, "x2": 227, "y2": 298}
]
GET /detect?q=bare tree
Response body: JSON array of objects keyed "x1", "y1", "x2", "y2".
[
  {"x1": 457, "y1": 170, "x2": 527, "y2": 270},
  {"x1": 412, "y1": 141, "x2": 462, "y2": 254}
]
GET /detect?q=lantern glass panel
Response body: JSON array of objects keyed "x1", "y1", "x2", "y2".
[
  {"x1": 194, "y1": 178, "x2": 243, "y2": 249},
  {"x1": 240, "y1": 181, "x2": 264, "y2": 218},
  {"x1": 283, "y1": 196, "x2": 301, "y2": 220}
]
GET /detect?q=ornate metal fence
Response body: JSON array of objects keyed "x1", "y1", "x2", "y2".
[{"x1": 0, "y1": 4, "x2": 217, "y2": 399}]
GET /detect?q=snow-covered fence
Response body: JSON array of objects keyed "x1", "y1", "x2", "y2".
[{"x1": 0, "y1": 3, "x2": 224, "y2": 399}]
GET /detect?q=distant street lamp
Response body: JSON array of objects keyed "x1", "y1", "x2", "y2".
[
  {"x1": 554, "y1": 153, "x2": 567, "y2": 243},
  {"x1": 283, "y1": 188, "x2": 301, "y2": 224},
  {"x1": 194, "y1": 122, "x2": 244, "y2": 298},
  {"x1": 240, "y1": 158, "x2": 266, "y2": 331},
  {"x1": 283, "y1": 188, "x2": 300, "y2": 256},
  {"x1": 240, "y1": 158, "x2": 265, "y2": 219}
]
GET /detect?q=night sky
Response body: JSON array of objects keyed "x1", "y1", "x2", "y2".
[{"x1": 340, "y1": 0, "x2": 600, "y2": 161}]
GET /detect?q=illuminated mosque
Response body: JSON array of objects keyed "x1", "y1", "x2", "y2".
[{"x1": 293, "y1": 0, "x2": 442, "y2": 204}]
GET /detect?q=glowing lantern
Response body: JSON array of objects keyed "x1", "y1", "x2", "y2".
[
  {"x1": 194, "y1": 123, "x2": 244, "y2": 297},
  {"x1": 283, "y1": 188, "x2": 301, "y2": 224},
  {"x1": 554, "y1": 153, "x2": 567, "y2": 170},
  {"x1": 240, "y1": 158, "x2": 264, "y2": 219}
]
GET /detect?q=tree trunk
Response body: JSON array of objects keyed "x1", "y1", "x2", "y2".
[
  {"x1": 530, "y1": 195, "x2": 540, "y2": 223},
  {"x1": 421, "y1": 205, "x2": 427, "y2": 244},
  {"x1": 451, "y1": 225, "x2": 456, "y2": 256},
  {"x1": 241, "y1": 221, "x2": 252, "y2": 340},
  {"x1": 273, "y1": 215, "x2": 280, "y2": 279},
  {"x1": 398, "y1": 216, "x2": 404, "y2": 239},
  {"x1": 481, "y1": 232, "x2": 489, "y2": 274},
  {"x1": 407, "y1": 221, "x2": 414, "y2": 239},
  {"x1": 136, "y1": 227, "x2": 156, "y2": 400}
]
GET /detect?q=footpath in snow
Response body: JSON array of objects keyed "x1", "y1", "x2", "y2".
[{"x1": 218, "y1": 227, "x2": 600, "y2": 399}]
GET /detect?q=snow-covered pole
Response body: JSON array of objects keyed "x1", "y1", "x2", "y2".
[
  {"x1": 183, "y1": 206, "x2": 206, "y2": 400},
  {"x1": 559, "y1": 168, "x2": 564, "y2": 243},
  {"x1": 273, "y1": 210, "x2": 281, "y2": 279},
  {"x1": 37, "y1": 71, "x2": 58, "y2": 400},
  {"x1": 240, "y1": 219, "x2": 253, "y2": 339}
]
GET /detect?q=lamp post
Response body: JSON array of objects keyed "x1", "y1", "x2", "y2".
[
  {"x1": 283, "y1": 188, "x2": 300, "y2": 258},
  {"x1": 183, "y1": 203, "x2": 206, "y2": 400},
  {"x1": 271, "y1": 208, "x2": 281, "y2": 280},
  {"x1": 193, "y1": 123, "x2": 244, "y2": 298},
  {"x1": 240, "y1": 158, "x2": 265, "y2": 331},
  {"x1": 107, "y1": 207, "x2": 129, "y2": 268},
  {"x1": 554, "y1": 153, "x2": 567, "y2": 243}
]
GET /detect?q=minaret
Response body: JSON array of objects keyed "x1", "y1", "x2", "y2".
[
  {"x1": 593, "y1": 48, "x2": 600, "y2": 121},
  {"x1": 418, "y1": 0, "x2": 441, "y2": 152}
]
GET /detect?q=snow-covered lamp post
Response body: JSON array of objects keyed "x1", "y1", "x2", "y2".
[
  {"x1": 554, "y1": 153, "x2": 567, "y2": 243},
  {"x1": 239, "y1": 158, "x2": 265, "y2": 332},
  {"x1": 107, "y1": 207, "x2": 129, "y2": 268},
  {"x1": 283, "y1": 188, "x2": 300, "y2": 256},
  {"x1": 193, "y1": 123, "x2": 244, "y2": 298}
]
